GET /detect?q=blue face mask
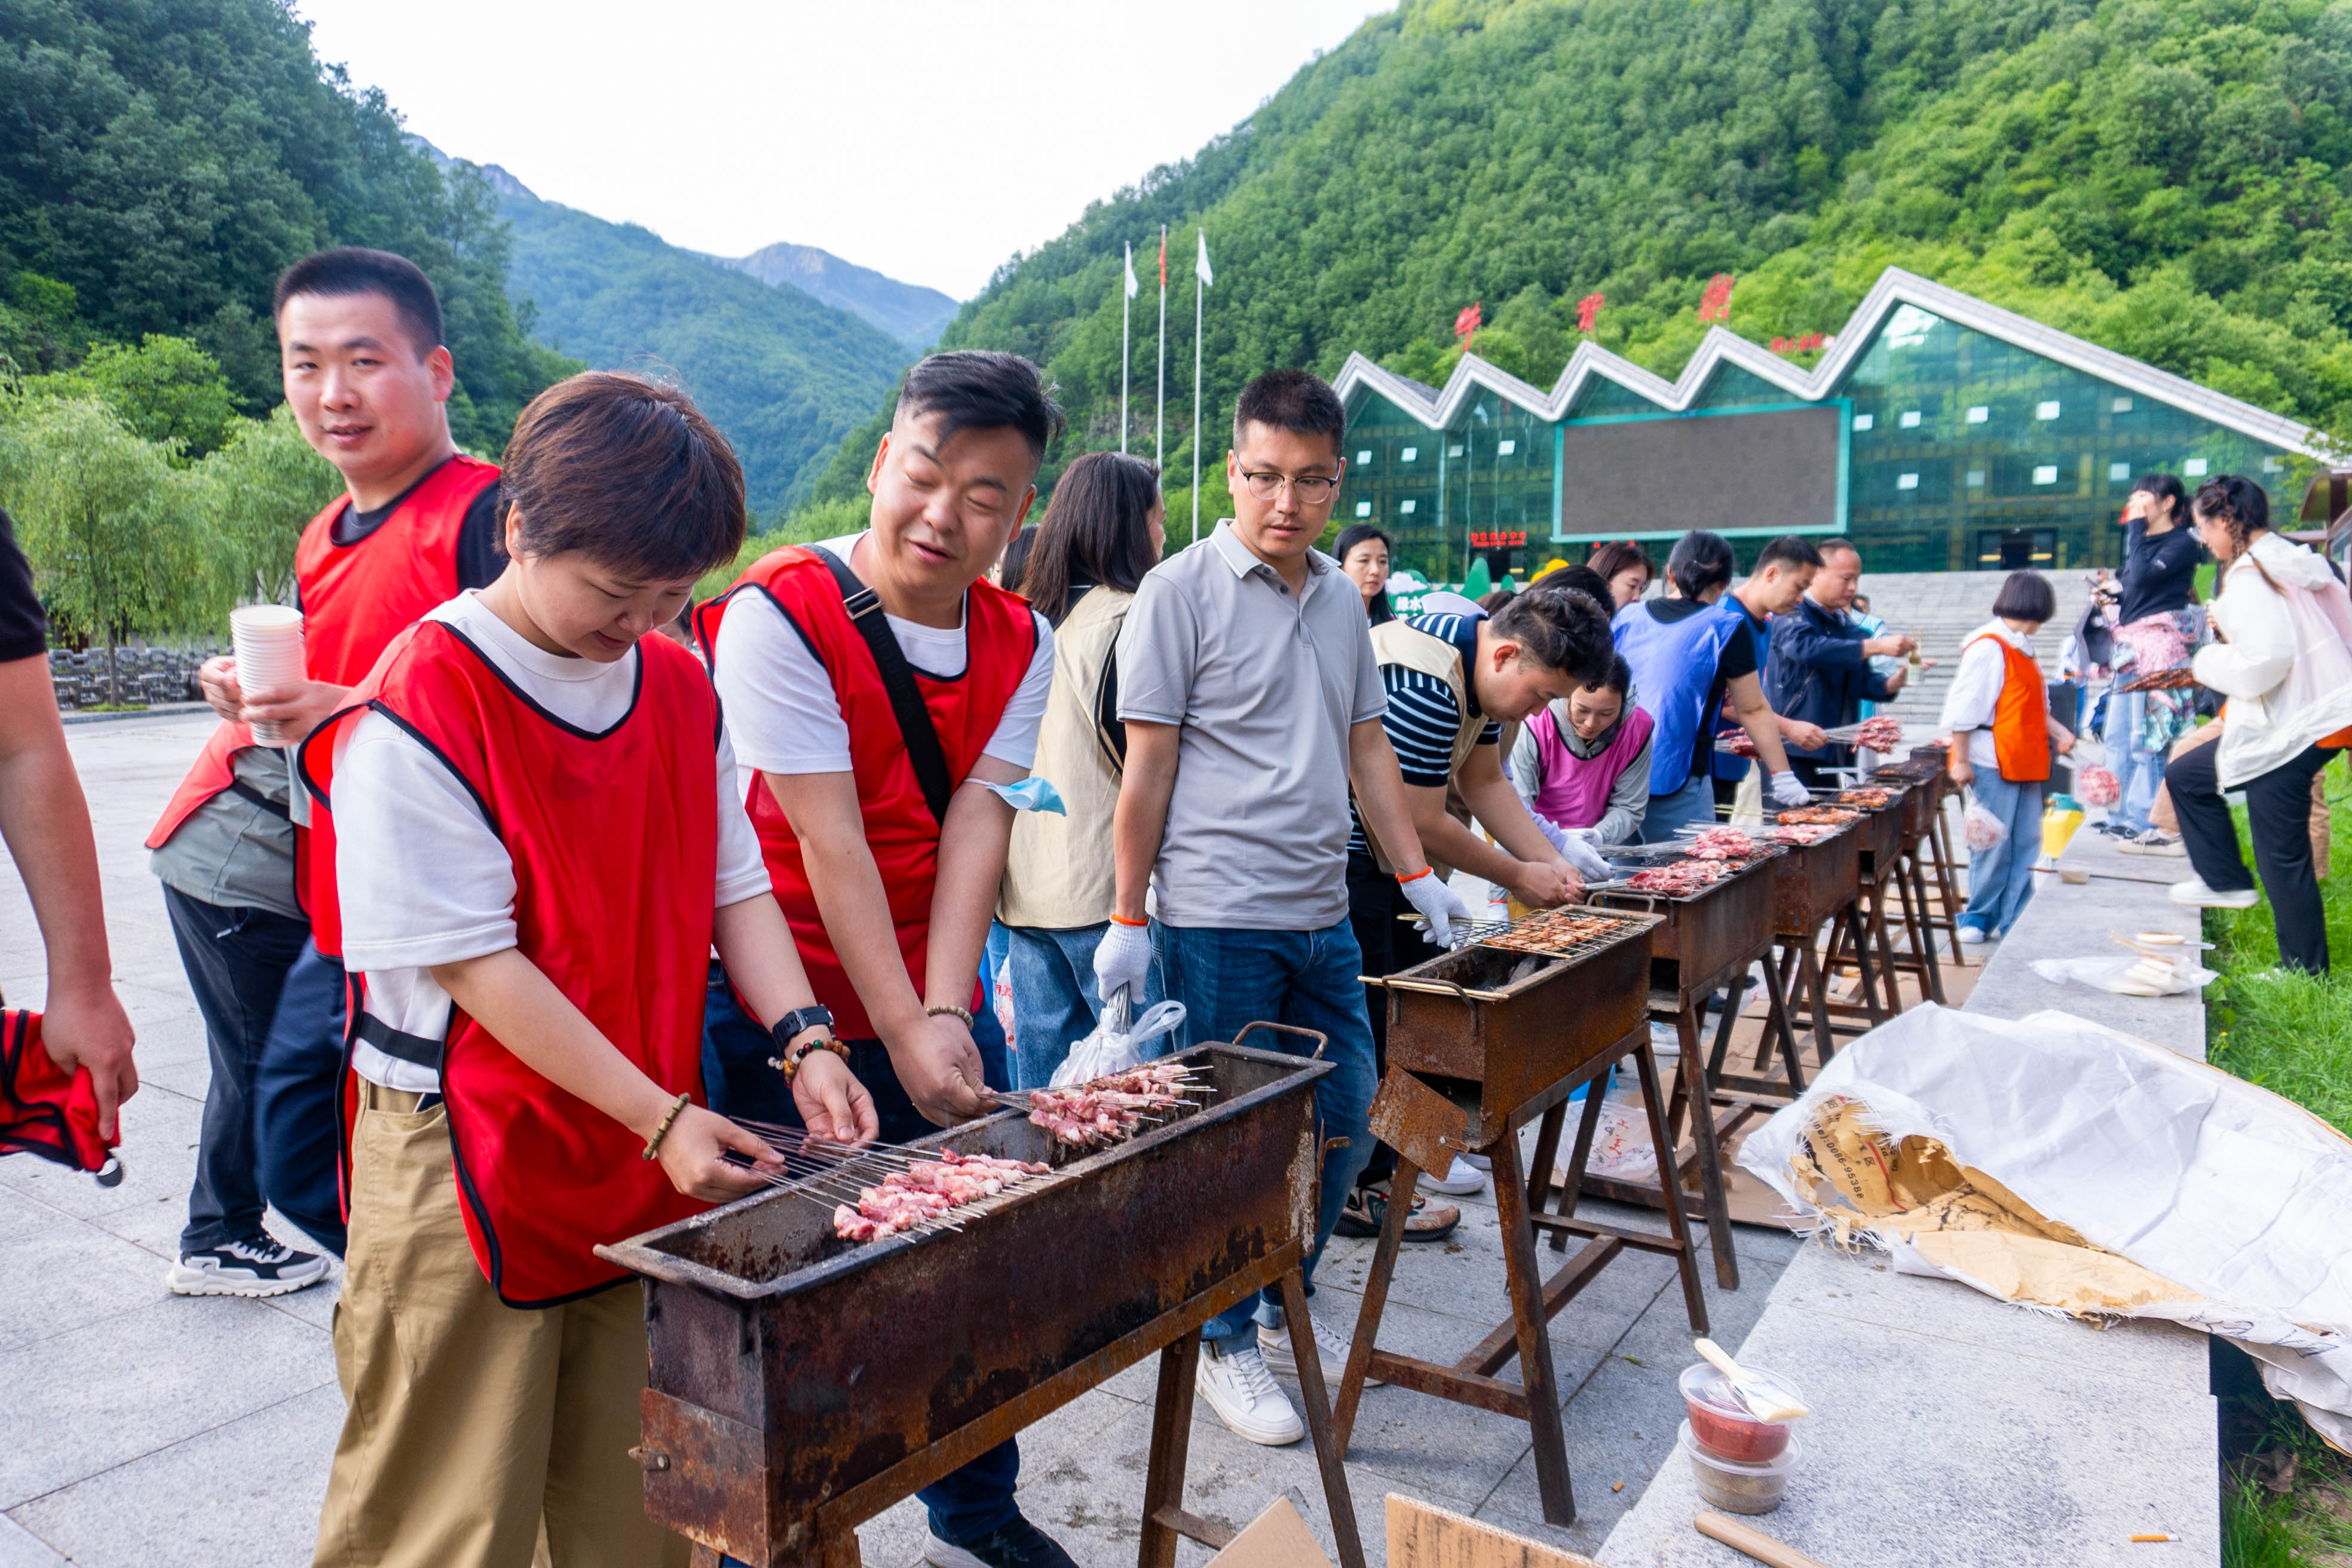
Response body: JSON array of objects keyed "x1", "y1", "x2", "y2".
[{"x1": 978, "y1": 776, "x2": 1066, "y2": 816}]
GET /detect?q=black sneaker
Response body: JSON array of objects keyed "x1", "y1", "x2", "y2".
[
  {"x1": 167, "y1": 1233, "x2": 330, "y2": 1297},
  {"x1": 924, "y1": 1515, "x2": 1079, "y2": 1568}
]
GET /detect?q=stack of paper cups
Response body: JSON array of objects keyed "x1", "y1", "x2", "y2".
[{"x1": 229, "y1": 605, "x2": 305, "y2": 745}]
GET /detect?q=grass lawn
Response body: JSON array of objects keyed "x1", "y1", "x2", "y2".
[{"x1": 2206, "y1": 771, "x2": 2352, "y2": 1566}]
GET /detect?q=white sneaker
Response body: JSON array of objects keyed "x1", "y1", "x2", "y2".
[
  {"x1": 2169, "y1": 877, "x2": 2259, "y2": 909},
  {"x1": 2121, "y1": 831, "x2": 2188, "y2": 858},
  {"x1": 1459, "y1": 1152, "x2": 1492, "y2": 1171},
  {"x1": 167, "y1": 1234, "x2": 330, "y2": 1297},
  {"x1": 1260, "y1": 1312, "x2": 1383, "y2": 1388},
  {"x1": 1196, "y1": 1340, "x2": 1303, "y2": 1446},
  {"x1": 1957, "y1": 925, "x2": 1989, "y2": 945},
  {"x1": 1423, "y1": 1155, "x2": 1486, "y2": 1195}
]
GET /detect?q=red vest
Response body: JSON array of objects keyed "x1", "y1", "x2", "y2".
[
  {"x1": 1964, "y1": 633, "x2": 2052, "y2": 783},
  {"x1": 298, "y1": 620, "x2": 714, "y2": 1306},
  {"x1": 146, "y1": 455, "x2": 498, "y2": 956},
  {"x1": 694, "y1": 546, "x2": 1037, "y2": 1039},
  {"x1": 1, "y1": 1010, "x2": 114, "y2": 1175}
]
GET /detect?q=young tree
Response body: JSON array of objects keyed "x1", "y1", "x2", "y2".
[
  {"x1": 27, "y1": 336, "x2": 242, "y2": 461},
  {"x1": 1, "y1": 399, "x2": 206, "y2": 704},
  {"x1": 194, "y1": 405, "x2": 343, "y2": 605}
]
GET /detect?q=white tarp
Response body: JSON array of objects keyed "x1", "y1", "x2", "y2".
[{"x1": 1737, "y1": 1004, "x2": 2352, "y2": 1448}]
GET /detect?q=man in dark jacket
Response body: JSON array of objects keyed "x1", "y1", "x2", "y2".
[{"x1": 1767, "y1": 539, "x2": 1913, "y2": 786}]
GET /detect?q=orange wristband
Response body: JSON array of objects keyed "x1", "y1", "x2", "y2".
[
  {"x1": 1108, "y1": 913, "x2": 1148, "y2": 927},
  {"x1": 1396, "y1": 867, "x2": 1433, "y2": 885}
]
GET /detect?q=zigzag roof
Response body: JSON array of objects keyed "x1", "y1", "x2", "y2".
[{"x1": 1332, "y1": 267, "x2": 2317, "y2": 457}]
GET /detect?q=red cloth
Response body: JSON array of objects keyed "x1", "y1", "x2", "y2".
[
  {"x1": 300, "y1": 621, "x2": 715, "y2": 1305},
  {"x1": 148, "y1": 456, "x2": 501, "y2": 958},
  {"x1": 694, "y1": 547, "x2": 1037, "y2": 1039},
  {"x1": 1965, "y1": 633, "x2": 2052, "y2": 783},
  {"x1": 1, "y1": 1010, "x2": 115, "y2": 1177}
]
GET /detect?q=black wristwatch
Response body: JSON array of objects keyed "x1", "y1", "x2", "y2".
[{"x1": 769, "y1": 1005, "x2": 835, "y2": 1056}]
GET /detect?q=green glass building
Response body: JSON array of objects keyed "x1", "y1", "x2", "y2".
[{"x1": 1333, "y1": 268, "x2": 2313, "y2": 582}]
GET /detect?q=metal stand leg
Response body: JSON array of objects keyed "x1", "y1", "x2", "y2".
[
  {"x1": 1671, "y1": 1004, "x2": 1740, "y2": 1291},
  {"x1": 1334, "y1": 1157, "x2": 1417, "y2": 1451},
  {"x1": 1137, "y1": 1331, "x2": 1205, "y2": 1568},
  {"x1": 1630, "y1": 1040, "x2": 1711, "y2": 1333},
  {"x1": 1492, "y1": 1141, "x2": 1576, "y2": 1525},
  {"x1": 1278, "y1": 1270, "x2": 1368, "y2": 1568}
]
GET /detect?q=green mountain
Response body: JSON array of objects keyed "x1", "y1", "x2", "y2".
[
  {"x1": 0, "y1": 0, "x2": 572, "y2": 451},
  {"x1": 711, "y1": 243, "x2": 958, "y2": 351},
  {"x1": 908, "y1": 0, "x2": 2352, "y2": 525},
  {"x1": 485, "y1": 166, "x2": 910, "y2": 514}
]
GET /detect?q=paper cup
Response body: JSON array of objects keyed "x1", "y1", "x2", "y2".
[{"x1": 229, "y1": 605, "x2": 305, "y2": 744}]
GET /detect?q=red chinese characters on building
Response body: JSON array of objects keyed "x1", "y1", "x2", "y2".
[
  {"x1": 1454, "y1": 301, "x2": 1483, "y2": 345},
  {"x1": 1576, "y1": 293, "x2": 1605, "y2": 333},
  {"x1": 1469, "y1": 530, "x2": 1528, "y2": 550},
  {"x1": 1696, "y1": 274, "x2": 1736, "y2": 323}
]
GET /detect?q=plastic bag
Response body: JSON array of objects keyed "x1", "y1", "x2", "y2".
[
  {"x1": 2078, "y1": 765, "x2": 2121, "y2": 808},
  {"x1": 2031, "y1": 954, "x2": 2217, "y2": 997},
  {"x1": 1049, "y1": 987, "x2": 1189, "y2": 1088},
  {"x1": 1962, "y1": 792, "x2": 2008, "y2": 852}
]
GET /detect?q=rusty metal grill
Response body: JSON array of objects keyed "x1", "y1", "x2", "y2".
[{"x1": 1464, "y1": 906, "x2": 1659, "y2": 963}]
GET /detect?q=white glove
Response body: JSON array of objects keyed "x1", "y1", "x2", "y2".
[
  {"x1": 1555, "y1": 832, "x2": 1612, "y2": 881},
  {"x1": 1092, "y1": 919, "x2": 1154, "y2": 1006},
  {"x1": 1769, "y1": 770, "x2": 1811, "y2": 809},
  {"x1": 1398, "y1": 868, "x2": 1476, "y2": 948}
]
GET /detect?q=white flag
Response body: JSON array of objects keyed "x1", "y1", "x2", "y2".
[
  {"x1": 1123, "y1": 244, "x2": 1139, "y2": 299},
  {"x1": 1196, "y1": 230, "x2": 1213, "y2": 288}
]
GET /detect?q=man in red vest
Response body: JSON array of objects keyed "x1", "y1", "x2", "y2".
[
  {"x1": 695, "y1": 351, "x2": 1074, "y2": 1568},
  {"x1": 146, "y1": 249, "x2": 504, "y2": 1294}
]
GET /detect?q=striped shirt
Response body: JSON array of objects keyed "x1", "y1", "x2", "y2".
[{"x1": 1348, "y1": 613, "x2": 1499, "y2": 856}]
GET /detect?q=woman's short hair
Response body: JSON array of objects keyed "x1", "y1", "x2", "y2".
[
  {"x1": 1990, "y1": 569, "x2": 2057, "y2": 624},
  {"x1": 2192, "y1": 474, "x2": 2271, "y2": 556},
  {"x1": 501, "y1": 372, "x2": 745, "y2": 580},
  {"x1": 1017, "y1": 450, "x2": 1160, "y2": 620},
  {"x1": 1665, "y1": 531, "x2": 1736, "y2": 601},
  {"x1": 2132, "y1": 473, "x2": 2191, "y2": 525},
  {"x1": 1581, "y1": 651, "x2": 1634, "y2": 700},
  {"x1": 1587, "y1": 539, "x2": 1654, "y2": 587},
  {"x1": 1490, "y1": 581, "x2": 1614, "y2": 681},
  {"x1": 1333, "y1": 523, "x2": 1394, "y2": 564}
]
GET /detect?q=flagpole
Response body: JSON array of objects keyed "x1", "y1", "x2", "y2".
[
  {"x1": 1192, "y1": 240, "x2": 1204, "y2": 547},
  {"x1": 1156, "y1": 225, "x2": 1167, "y2": 473},
  {"x1": 1120, "y1": 243, "x2": 1131, "y2": 455}
]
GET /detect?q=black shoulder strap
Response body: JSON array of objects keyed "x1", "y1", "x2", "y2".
[{"x1": 816, "y1": 549, "x2": 954, "y2": 826}]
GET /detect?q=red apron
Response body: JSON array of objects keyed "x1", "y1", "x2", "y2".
[
  {"x1": 1964, "y1": 634, "x2": 2052, "y2": 784},
  {"x1": 299, "y1": 620, "x2": 714, "y2": 1305},
  {"x1": 148, "y1": 455, "x2": 500, "y2": 957},
  {"x1": 0, "y1": 1010, "x2": 115, "y2": 1177},
  {"x1": 694, "y1": 546, "x2": 1036, "y2": 1039}
]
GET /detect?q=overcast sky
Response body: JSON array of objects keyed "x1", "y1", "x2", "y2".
[{"x1": 297, "y1": 0, "x2": 1391, "y2": 301}]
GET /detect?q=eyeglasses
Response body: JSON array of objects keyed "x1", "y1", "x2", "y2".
[{"x1": 1239, "y1": 469, "x2": 1340, "y2": 504}]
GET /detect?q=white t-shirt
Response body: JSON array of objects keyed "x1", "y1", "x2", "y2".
[
  {"x1": 335, "y1": 591, "x2": 770, "y2": 1092},
  {"x1": 712, "y1": 532, "x2": 1054, "y2": 800},
  {"x1": 1937, "y1": 618, "x2": 2036, "y2": 773}
]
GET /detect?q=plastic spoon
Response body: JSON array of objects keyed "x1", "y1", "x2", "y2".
[{"x1": 1695, "y1": 1337, "x2": 1811, "y2": 1423}]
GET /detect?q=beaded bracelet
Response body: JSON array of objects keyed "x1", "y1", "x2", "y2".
[
  {"x1": 640, "y1": 1092, "x2": 692, "y2": 1161},
  {"x1": 925, "y1": 1003, "x2": 975, "y2": 1028},
  {"x1": 774, "y1": 1033, "x2": 849, "y2": 1082}
]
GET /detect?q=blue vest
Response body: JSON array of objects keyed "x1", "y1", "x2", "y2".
[
  {"x1": 1613, "y1": 598, "x2": 1748, "y2": 797},
  {"x1": 1712, "y1": 607, "x2": 1772, "y2": 781}
]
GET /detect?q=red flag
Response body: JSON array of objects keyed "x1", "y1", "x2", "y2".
[
  {"x1": 1697, "y1": 274, "x2": 1736, "y2": 323},
  {"x1": 1454, "y1": 301, "x2": 1483, "y2": 344},
  {"x1": 1576, "y1": 293, "x2": 1604, "y2": 333}
]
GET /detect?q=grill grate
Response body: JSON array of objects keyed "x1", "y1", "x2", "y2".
[{"x1": 1470, "y1": 906, "x2": 1659, "y2": 963}]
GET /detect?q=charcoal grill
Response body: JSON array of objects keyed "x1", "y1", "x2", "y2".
[
  {"x1": 1811, "y1": 778, "x2": 1922, "y2": 1029},
  {"x1": 1582, "y1": 841, "x2": 1804, "y2": 1290},
  {"x1": 1876, "y1": 762, "x2": 1958, "y2": 1002},
  {"x1": 599, "y1": 1032, "x2": 1364, "y2": 1568},
  {"x1": 1768, "y1": 815, "x2": 1869, "y2": 1060},
  {"x1": 1339, "y1": 909, "x2": 1700, "y2": 1527}
]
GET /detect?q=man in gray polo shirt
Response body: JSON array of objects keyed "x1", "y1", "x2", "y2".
[{"x1": 1097, "y1": 368, "x2": 1468, "y2": 1447}]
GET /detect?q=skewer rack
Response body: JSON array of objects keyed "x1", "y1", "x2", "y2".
[
  {"x1": 599, "y1": 1032, "x2": 1364, "y2": 1568},
  {"x1": 1339, "y1": 908, "x2": 1700, "y2": 1528}
]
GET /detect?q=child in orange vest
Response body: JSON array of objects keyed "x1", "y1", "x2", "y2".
[{"x1": 1940, "y1": 570, "x2": 2078, "y2": 942}]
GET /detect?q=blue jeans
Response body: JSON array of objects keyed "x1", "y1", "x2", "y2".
[
  {"x1": 250, "y1": 939, "x2": 349, "y2": 1256},
  {"x1": 1002, "y1": 923, "x2": 1166, "y2": 1089},
  {"x1": 2103, "y1": 685, "x2": 2166, "y2": 833},
  {"x1": 1152, "y1": 920, "x2": 1377, "y2": 1343},
  {"x1": 972, "y1": 923, "x2": 1012, "y2": 1094},
  {"x1": 1641, "y1": 771, "x2": 1717, "y2": 843},
  {"x1": 1960, "y1": 770, "x2": 2044, "y2": 937}
]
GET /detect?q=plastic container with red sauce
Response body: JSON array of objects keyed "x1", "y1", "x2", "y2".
[{"x1": 1679, "y1": 1361, "x2": 1800, "y2": 1463}]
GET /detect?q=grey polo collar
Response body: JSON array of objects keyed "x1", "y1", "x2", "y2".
[{"x1": 1209, "y1": 518, "x2": 1332, "y2": 582}]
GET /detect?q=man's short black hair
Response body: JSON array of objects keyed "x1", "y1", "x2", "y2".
[
  {"x1": 1990, "y1": 569, "x2": 2057, "y2": 624},
  {"x1": 1233, "y1": 368, "x2": 1345, "y2": 454},
  {"x1": 273, "y1": 248, "x2": 443, "y2": 358},
  {"x1": 1754, "y1": 534, "x2": 1825, "y2": 573},
  {"x1": 897, "y1": 350, "x2": 1064, "y2": 466},
  {"x1": 1491, "y1": 581, "x2": 1615, "y2": 681}
]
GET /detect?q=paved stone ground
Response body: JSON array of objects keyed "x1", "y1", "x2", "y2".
[{"x1": 1, "y1": 711, "x2": 1806, "y2": 1567}]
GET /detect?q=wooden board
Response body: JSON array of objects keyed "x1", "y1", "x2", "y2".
[
  {"x1": 1208, "y1": 1493, "x2": 1337, "y2": 1567},
  {"x1": 1385, "y1": 1493, "x2": 1609, "y2": 1568}
]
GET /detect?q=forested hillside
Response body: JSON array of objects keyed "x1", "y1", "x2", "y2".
[
  {"x1": 0, "y1": 0, "x2": 574, "y2": 452},
  {"x1": 905, "y1": 0, "x2": 2352, "y2": 528},
  {"x1": 715, "y1": 243, "x2": 958, "y2": 351},
  {"x1": 489, "y1": 170, "x2": 911, "y2": 514}
]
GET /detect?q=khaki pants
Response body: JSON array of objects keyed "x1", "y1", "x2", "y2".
[{"x1": 314, "y1": 1083, "x2": 688, "y2": 1568}]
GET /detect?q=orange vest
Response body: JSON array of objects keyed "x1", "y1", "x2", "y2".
[{"x1": 1964, "y1": 633, "x2": 2050, "y2": 783}]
